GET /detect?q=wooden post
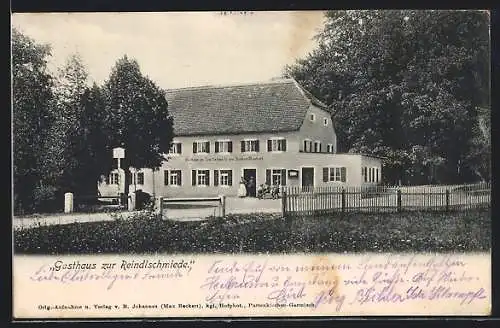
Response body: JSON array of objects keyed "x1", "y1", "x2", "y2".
[
  {"x1": 219, "y1": 195, "x2": 226, "y2": 217},
  {"x1": 445, "y1": 189, "x2": 450, "y2": 212},
  {"x1": 64, "y1": 192, "x2": 74, "y2": 213},
  {"x1": 341, "y1": 188, "x2": 346, "y2": 213},
  {"x1": 397, "y1": 189, "x2": 402, "y2": 212}
]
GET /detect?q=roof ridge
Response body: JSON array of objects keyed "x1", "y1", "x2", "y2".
[{"x1": 166, "y1": 79, "x2": 295, "y2": 92}]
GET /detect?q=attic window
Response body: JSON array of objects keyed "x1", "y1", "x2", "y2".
[
  {"x1": 309, "y1": 114, "x2": 316, "y2": 122},
  {"x1": 323, "y1": 118, "x2": 328, "y2": 126}
]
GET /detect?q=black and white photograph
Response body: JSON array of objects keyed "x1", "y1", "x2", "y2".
[{"x1": 11, "y1": 10, "x2": 492, "y2": 318}]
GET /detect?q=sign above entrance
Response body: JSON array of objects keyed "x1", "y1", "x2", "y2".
[
  {"x1": 113, "y1": 147, "x2": 125, "y2": 159},
  {"x1": 185, "y1": 155, "x2": 263, "y2": 162},
  {"x1": 288, "y1": 169, "x2": 299, "y2": 178}
]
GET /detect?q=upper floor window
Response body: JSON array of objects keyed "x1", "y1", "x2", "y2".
[
  {"x1": 323, "y1": 118, "x2": 329, "y2": 126},
  {"x1": 309, "y1": 113, "x2": 316, "y2": 122},
  {"x1": 314, "y1": 141, "x2": 322, "y2": 153},
  {"x1": 169, "y1": 142, "x2": 182, "y2": 154},
  {"x1": 323, "y1": 167, "x2": 347, "y2": 183},
  {"x1": 215, "y1": 140, "x2": 233, "y2": 153},
  {"x1": 267, "y1": 138, "x2": 287, "y2": 152},
  {"x1": 241, "y1": 139, "x2": 260, "y2": 152},
  {"x1": 327, "y1": 144, "x2": 335, "y2": 153},
  {"x1": 193, "y1": 141, "x2": 210, "y2": 154},
  {"x1": 303, "y1": 139, "x2": 312, "y2": 152}
]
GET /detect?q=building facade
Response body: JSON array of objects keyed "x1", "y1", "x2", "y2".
[{"x1": 98, "y1": 79, "x2": 382, "y2": 198}]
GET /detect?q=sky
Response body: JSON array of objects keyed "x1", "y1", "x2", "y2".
[{"x1": 11, "y1": 11, "x2": 326, "y2": 89}]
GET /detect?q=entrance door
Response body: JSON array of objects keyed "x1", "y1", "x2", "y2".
[
  {"x1": 302, "y1": 167, "x2": 314, "y2": 192},
  {"x1": 243, "y1": 169, "x2": 257, "y2": 197}
]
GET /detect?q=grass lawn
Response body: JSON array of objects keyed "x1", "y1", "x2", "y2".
[{"x1": 13, "y1": 209, "x2": 490, "y2": 255}]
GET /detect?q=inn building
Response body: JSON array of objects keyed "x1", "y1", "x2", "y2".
[{"x1": 98, "y1": 79, "x2": 382, "y2": 198}]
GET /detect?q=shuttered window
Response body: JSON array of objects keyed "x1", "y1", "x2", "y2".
[
  {"x1": 268, "y1": 169, "x2": 286, "y2": 186},
  {"x1": 215, "y1": 141, "x2": 232, "y2": 153},
  {"x1": 324, "y1": 167, "x2": 347, "y2": 182},
  {"x1": 241, "y1": 139, "x2": 259, "y2": 152},
  {"x1": 267, "y1": 138, "x2": 287, "y2": 152},
  {"x1": 193, "y1": 170, "x2": 210, "y2": 186},
  {"x1": 193, "y1": 141, "x2": 210, "y2": 154},
  {"x1": 166, "y1": 170, "x2": 182, "y2": 186},
  {"x1": 214, "y1": 169, "x2": 232, "y2": 186}
]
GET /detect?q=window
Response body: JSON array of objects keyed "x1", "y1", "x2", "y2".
[
  {"x1": 314, "y1": 141, "x2": 322, "y2": 153},
  {"x1": 309, "y1": 113, "x2": 316, "y2": 122},
  {"x1": 327, "y1": 144, "x2": 335, "y2": 153},
  {"x1": 375, "y1": 168, "x2": 379, "y2": 183},
  {"x1": 193, "y1": 141, "x2": 210, "y2": 154},
  {"x1": 215, "y1": 140, "x2": 233, "y2": 153},
  {"x1": 241, "y1": 139, "x2": 259, "y2": 152},
  {"x1": 136, "y1": 172, "x2": 144, "y2": 185},
  {"x1": 266, "y1": 169, "x2": 286, "y2": 186},
  {"x1": 109, "y1": 173, "x2": 119, "y2": 185},
  {"x1": 323, "y1": 118, "x2": 329, "y2": 126},
  {"x1": 267, "y1": 138, "x2": 287, "y2": 152},
  {"x1": 303, "y1": 139, "x2": 312, "y2": 152},
  {"x1": 323, "y1": 167, "x2": 347, "y2": 182},
  {"x1": 169, "y1": 142, "x2": 182, "y2": 154},
  {"x1": 363, "y1": 167, "x2": 368, "y2": 182},
  {"x1": 192, "y1": 169, "x2": 210, "y2": 186},
  {"x1": 164, "y1": 170, "x2": 182, "y2": 186},
  {"x1": 214, "y1": 169, "x2": 233, "y2": 186}
]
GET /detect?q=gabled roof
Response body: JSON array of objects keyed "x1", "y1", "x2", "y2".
[{"x1": 166, "y1": 79, "x2": 328, "y2": 137}]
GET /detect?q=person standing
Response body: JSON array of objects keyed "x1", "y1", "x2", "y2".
[
  {"x1": 247, "y1": 176, "x2": 256, "y2": 197},
  {"x1": 237, "y1": 177, "x2": 247, "y2": 197}
]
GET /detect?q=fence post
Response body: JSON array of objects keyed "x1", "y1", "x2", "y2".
[
  {"x1": 64, "y1": 192, "x2": 74, "y2": 213},
  {"x1": 445, "y1": 189, "x2": 450, "y2": 212},
  {"x1": 219, "y1": 195, "x2": 226, "y2": 217},
  {"x1": 282, "y1": 190, "x2": 287, "y2": 218},
  {"x1": 155, "y1": 196, "x2": 163, "y2": 216},
  {"x1": 397, "y1": 189, "x2": 402, "y2": 212},
  {"x1": 341, "y1": 188, "x2": 346, "y2": 213},
  {"x1": 128, "y1": 192, "x2": 136, "y2": 211}
]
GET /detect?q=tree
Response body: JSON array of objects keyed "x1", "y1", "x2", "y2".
[
  {"x1": 49, "y1": 53, "x2": 89, "y2": 194},
  {"x1": 103, "y1": 56, "x2": 174, "y2": 195},
  {"x1": 12, "y1": 28, "x2": 56, "y2": 213},
  {"x1": 286, "y1": 10, "x2": 490, "y2": 184}
]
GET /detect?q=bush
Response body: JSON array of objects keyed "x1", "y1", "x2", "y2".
[{"x1": 13, "y1": 209, "x2": 490, "y2": 255}]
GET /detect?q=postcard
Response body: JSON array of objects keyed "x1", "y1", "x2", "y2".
[{"x1": 11, "y1": 10, "x2": 491, "y2": 319}]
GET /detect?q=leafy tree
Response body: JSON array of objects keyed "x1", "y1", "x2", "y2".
[
  {"x1": 103, "y1": 56, "x2": 174, "y2": 195},
  {"x1": 12, "y1": 28, "x2": 56, "y2": 213},
  {"x1": 49, "y1": 53, "x2": 89, "y2": 194},
  {"x1": 286, "y1": 10, "x2": 490, "y2": 185}
]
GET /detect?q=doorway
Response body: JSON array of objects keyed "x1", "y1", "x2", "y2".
[
  {"x1": 301, "y1": 167, "x2": 314, "y2": 192},
  {"x1": 243, "y1": 168, "x2": 257, "y2": 197}
]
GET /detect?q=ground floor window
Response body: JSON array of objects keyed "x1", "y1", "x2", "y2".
[
  {"x1": 136, "y1": 172, "x2": 144, "y2": 185},
  {"x1": 108, "y1": 172, "x2": 119, "y2": 185},
  {"x1": 192, "y1": 169, "x2": 210, "y2": 186},
  {"x1": 323, "y1": 167, "x2": 347, "y2": 182},
  {"x1": 266, "y1": 169, "x2": 286, "y2": 186},
  {"x1": 214, "y1": 169, "x2": 233, "y2": 186},
  {"x1": 164, "y1": 170, "x2": 182, "y2": 186}
]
